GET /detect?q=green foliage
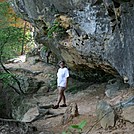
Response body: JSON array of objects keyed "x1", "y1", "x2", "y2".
[
  {"x1": 0, "y1": 101, "x2": 5, "y2": 109},
  {"x1": 62, "y1": 132, "x2": 66, "y2": 134},
  {"x1": 0, "y1": 1, "x2": 33, "y2": 61},
  {"x1": 49, "y1": 77, "x2": 57, "y2": 90},
  {"x1": 62, "y1": 120, "x2": 87, "y2": 134},
  {"x1": 0, "y1": 2, "x2": 11, "y2": 28},
  {"x1": 47, "y1": 21, "x2": 65, "y2": 38},
  {"x1": 0, "y1": 26, "x2": 24, "y2": 60},
  {"x1": 0, "y1": 72, "x2": 15, "y2": 87},
  {"x1": 71, "y1": 120, "x2": 87, "y2": 130}
]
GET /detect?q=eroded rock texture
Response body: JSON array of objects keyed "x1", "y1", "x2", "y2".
[{"x1": 9, "y1": 0, "x2": 134, "y2": 85}]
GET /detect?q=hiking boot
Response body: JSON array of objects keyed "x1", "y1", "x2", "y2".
[
  {"x1": 60, "y1": 104, "x2": 67, "y2": 107},
  {"x1": 52, "y1": 105, "x2": 59, "y2": 109}
]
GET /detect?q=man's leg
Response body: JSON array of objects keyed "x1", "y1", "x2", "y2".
[
  {"x1": 57, "y1": 87, "x2": 63, "y2": 105},
  {"x1": 53, "y1": 87, "x2": 67, "y2": 109},
  {"x1": 60, "y1": 88, "x2": 67, "y2": 107},
  {"x1": 62, "y1": 90, "x2": 66, "y2": 105}
]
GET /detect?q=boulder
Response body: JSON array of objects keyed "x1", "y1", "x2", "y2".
[
  {"x1": 121, "y1": 106, "x2": 134, "y2": 123},
  {"x1": 105, "y1": 78, "x2": 129, "y2": 98},
  {"x1": 15, "y1": 76, "x2": 44, "y2": 94},
  {"x1": 96, "y1": 100, "x2": 115, "y2": 129},
  {"x1": 61, "y1": 103, "x2": 79, "y2": 125},
  {"x1": 22, "y1": 107, "x2": 39, "y2": 123}
]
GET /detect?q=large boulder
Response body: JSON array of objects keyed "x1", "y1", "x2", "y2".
[
  {"x1": 96, "y1": 100, "x2": 115, "y2": 129},
  {"x1": 10, "y1": 0, "x2": 134, "y2": 86},
  {"x1": 115, "y1": 96, "x2": 134, "y2": 123},
  {"x1": 121, "y1": 106, "x2": 134, "y2": 123},
  {"x1": 105, "y1": 78, "x2": 129, "y2": 98},
  {"x1": 16, "y1": 76, "x2": 44, "y2": 94}
]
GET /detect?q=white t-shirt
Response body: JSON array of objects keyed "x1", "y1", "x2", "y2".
[{"x1": 57, "y1": 67, "x2": 69, "y2": 87}]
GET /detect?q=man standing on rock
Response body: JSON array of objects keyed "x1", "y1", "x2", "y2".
[{"x1": 53, "y1": 60, "x2": 69, "y2": 109}]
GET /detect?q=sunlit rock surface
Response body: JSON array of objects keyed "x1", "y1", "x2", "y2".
[{"x1": 10, "y1": 0, "x2": 134, "y2": 85}]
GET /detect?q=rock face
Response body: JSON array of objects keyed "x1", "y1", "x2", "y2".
[
  {"x1": 0, "y1": 120, "x2": 34, "y2": 134},
  {"x1": 96, "y1": 100, "x2": 115, "y2": 129},
  {"x1": 10, "y1": 0, "x2": 134, "y2": 85},
  {"x1": 105, "y1": 78, "x2": 129, "y2": 98},
  {"x1": 61, "y1": 103, "x2": 79, "y2": 125}
]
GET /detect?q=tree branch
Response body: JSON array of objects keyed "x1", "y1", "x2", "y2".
[{"x1": 0, "y1": 28, "x2": 25, "y2": 95}]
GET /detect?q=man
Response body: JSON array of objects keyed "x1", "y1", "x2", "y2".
[{"x1": 53, "y1": 60, "x2": 69, "y2": 109}]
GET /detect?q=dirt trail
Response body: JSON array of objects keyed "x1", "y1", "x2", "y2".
[
  {"x1": 31, "y1": 83, "x2": 105, "y2": 134},
  {"x1": 31, "y1": 84, "x2": 134, "y2": 134}
]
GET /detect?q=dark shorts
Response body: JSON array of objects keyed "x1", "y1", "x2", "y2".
[{"x1": 58, "y1": 86, "x2": 65, "y2": 90}]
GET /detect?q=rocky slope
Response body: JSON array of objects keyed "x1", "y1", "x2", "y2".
[{"x1": 2, "y1": 55, "x2": 134, "y2": 134}]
